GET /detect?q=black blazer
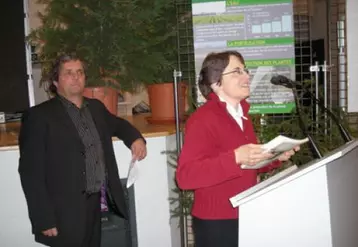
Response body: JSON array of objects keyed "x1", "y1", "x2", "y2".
[{"x1": 18, "y1": 97, "x2": 144, "y2": 245}]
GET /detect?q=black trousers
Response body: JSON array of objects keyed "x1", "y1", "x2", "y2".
[
  {"x1": 81, "y1": 192, "x2": 101, "y2": 247},
  {"x1": 192, "y1": 216, "x2": 238, "y2": 247},
  {"x1": 50, "y1": 192, "x2": 101, "y2": 247}
]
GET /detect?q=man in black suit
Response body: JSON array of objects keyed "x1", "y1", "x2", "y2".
[{"x1": 18, "y1": 54, "x2": 147, "y2": 247}]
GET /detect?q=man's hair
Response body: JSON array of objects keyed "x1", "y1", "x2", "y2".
[
  {"x1": 46, "y1": 54, "x2": 86, "y2": 95},
  {"x1": 198, "y1": 50, "x2": 245, "y2": 99}
]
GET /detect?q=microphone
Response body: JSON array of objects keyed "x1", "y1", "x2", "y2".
[
  {"x1": 270, "y1": 75, "x2": 353, "y2": 143},
  {"x1": 270, "y1": 75, "x2": 296, "y2": 89}
]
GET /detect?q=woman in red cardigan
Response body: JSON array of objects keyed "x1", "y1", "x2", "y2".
[{"x1": 176, "y1": 51, "x2": 299, "y2": 247}]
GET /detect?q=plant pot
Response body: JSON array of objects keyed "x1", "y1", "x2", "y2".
[
  {"x1": 147, "y1": 82, "x2": 187, "y2": 124},
  {"x1": 83, "y1": 87, "x2": 118, "y2": 115}
]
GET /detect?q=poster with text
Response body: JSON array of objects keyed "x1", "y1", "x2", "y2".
[{"x1": 192, "y1": 0, "x2": 295, "y2": 114}]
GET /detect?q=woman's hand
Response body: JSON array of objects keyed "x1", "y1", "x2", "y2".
[
  {"x1": 277, "y1": 146, "x2": 300, "y2": 162},
  {"x1": 234, "y1": 144, "x2": 274, "y2": 166}
]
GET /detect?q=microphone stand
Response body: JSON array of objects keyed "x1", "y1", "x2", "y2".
[
  {"x1": 298, "y1": 86, "x2": 352, "y2": 143},
  {"x1": 291, "y1": 86, "x2": 323, "y2": 159}
]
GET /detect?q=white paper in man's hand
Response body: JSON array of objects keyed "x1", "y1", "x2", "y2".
[{"x1": 126, "y1": 160, "x2": 139, "y2": 188}]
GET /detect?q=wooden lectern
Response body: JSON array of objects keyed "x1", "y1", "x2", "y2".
[{"x1": 230, "y1": 140, "x2": 358, "y2": 247}]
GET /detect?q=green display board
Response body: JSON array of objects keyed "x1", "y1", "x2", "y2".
[{"x1": 192, "y1": 0, "x2": 296, "y2": 114}]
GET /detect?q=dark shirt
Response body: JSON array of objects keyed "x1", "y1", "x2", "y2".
[{"x1": 58, "y1": 95, "x2": 105, "y2": 193}]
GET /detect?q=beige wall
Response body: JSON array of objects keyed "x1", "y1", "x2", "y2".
[
  {"x1": 28, "y1": 0, "x2": 45, "y2": 31},
  {"x1": 310, "y1": 0, "x2": 328, "y2": 41}
]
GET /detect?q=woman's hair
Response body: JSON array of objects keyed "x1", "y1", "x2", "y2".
[
  {"x1": 198, "y1": 50, "x2": 245, "y2": 99},
  {"x1": 46, "y1": 54, "x2": 86, "y2": 95}
]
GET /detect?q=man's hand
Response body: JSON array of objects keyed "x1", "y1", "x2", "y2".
[
  {"x1": 131, "y1": 138, "x2": 147, "y2": 161},
  {"x1": 42, "y1": 227, "x2": 58, "y2": 237},
  {"x1": 278, "y1": 146, "x2": 300, "y2": 162}
]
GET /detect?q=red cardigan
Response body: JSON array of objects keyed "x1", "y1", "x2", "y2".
[{"x1": 176, "y1": 93, "x2": 280, "y2": 220}]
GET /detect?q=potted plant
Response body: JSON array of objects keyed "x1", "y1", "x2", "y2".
[
  {"x1": 117, "y1": 0, "x2": 189, "y2": 123},
  {"x1": 144, "y1": 58, "x2": 188, "y2": 124},
  {"x1": 29, "y1": 0, "x2": 184, "y2": 116}
]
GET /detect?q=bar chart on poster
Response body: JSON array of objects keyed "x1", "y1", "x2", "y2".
[{"x1": 192, "y1": 0, "x2": 296, "y2": 114}]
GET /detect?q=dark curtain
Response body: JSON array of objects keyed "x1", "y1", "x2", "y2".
[{"x1": 0, "y1": 0, "x2": 29, "y2": 112}]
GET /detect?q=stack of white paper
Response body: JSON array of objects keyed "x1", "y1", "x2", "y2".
[
  {"x1": 241, "y1": 135, "x2": 309, "y2": 169},
  {"x1": 126, "y1": 160, "x2": 139, "y2": 188}
]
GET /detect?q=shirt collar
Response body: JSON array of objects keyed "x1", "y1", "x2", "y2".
[
  {"x1": 57, "y1": 94, "x2": 88, "y2": 109},
  {"x1": 207, "y1": 92, "x2": 250, "y2": 116},
  {"x1": 218, "y1": 95, "x2": 248, "y2": 120}
]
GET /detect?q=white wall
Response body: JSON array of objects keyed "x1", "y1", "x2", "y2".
[
  {"x1": 346, "y1": 0, "x2": 358, "y2": 112},
  {"x1": 0, "y1": 149, "x2": 39, "y2": 247},
  {"x1": 0, "y1": 136, "x2": 180, "y2": 247}
]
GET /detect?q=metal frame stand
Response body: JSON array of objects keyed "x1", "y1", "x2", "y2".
[
  {"x1": 173, "y1": 69, "x2": 188, "y2": 247},
  {"x1": 309, "y1": 61, "x2": 332, "y2": 135},
  {"x1": 310, "y1": 62, "x2": 320, "y2": 131}
]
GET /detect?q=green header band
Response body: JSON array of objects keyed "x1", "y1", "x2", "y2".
[
  {"x1": 191, "y1": 0, "x2": 291, "y2": 4},
  {"x1": 192, "y1": 0, "x2": 224, "y2": 3},
  {"x1": 249, "y1": 102, "x2": 296, "y2": 114},
  {"x1": 226, "y1": 0, "x2": 292, "y2": 6},
  {"x1": 245, "y1": 58, "x2": 295, "y2": 67},
  {"x1": 227, "y1": 37, "x2": 294, "y2": 47}
]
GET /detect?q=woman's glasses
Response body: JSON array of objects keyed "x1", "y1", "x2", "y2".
[{"x1": 222, "y1": 67, "x2": 250, "y2": 76}]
